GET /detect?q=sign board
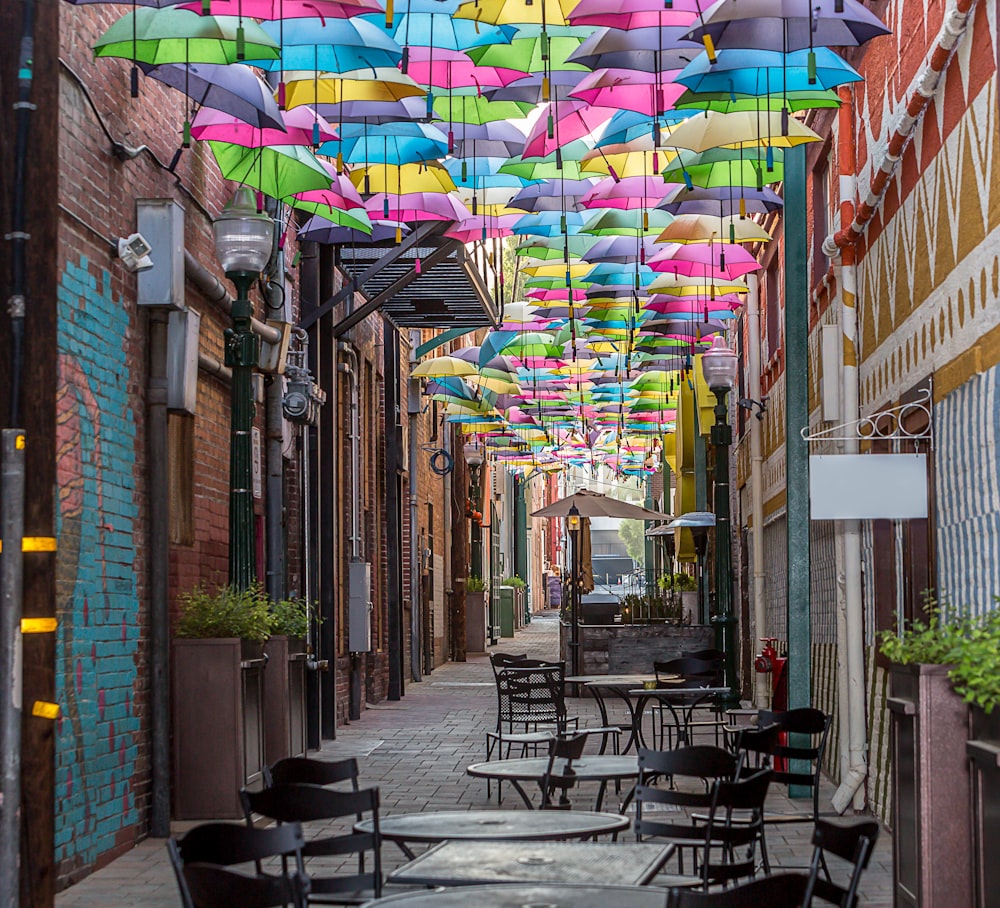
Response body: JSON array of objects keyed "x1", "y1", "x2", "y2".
[{"x1": 809, "y1": 453, "x2": 928, "y2": 520}]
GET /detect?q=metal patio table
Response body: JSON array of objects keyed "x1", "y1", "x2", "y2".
[
  {"x1": 566, "y1": 674, "x2": 680, "y2": 753},
  {"x1": 387, "y1": 839, "x2": 675, "y2": 888},
  {"x1": 354, "y1": 809, "x2": 630, "y2": 859},
  {"x1": 629, "y1": 686, "x2": 732, "y2": 749},
  {"x1": 362, "y1": 882, "x2": 669, "y2": 908},
  {"x1": 466, "y1": 755, "x2": 639, "y2": 810}
]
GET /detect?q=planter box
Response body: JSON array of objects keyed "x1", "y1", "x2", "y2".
[
  {"x1": 888, "y1": 663, "x2": 972, "y2": 907},
  {"x1": 263, "y1": 636, "x2": 309, "y2": 767},
  {"x1": 560, "y1": 623, "x2": 715, "y2": 675},
  {"x1": 466, "y1": 591, "x2": 487, "y2": 653},
  {"x1": 172, "y1": 638, "x2": 266, "y2": 819},
  {"x1": 967, "y1": 706, "x2": 1000, "y2": 907}
]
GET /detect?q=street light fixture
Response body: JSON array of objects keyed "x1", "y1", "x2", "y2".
[
  {"x1": 567, "y1": 503, "x2": 582, "y2": 677},
  {"x1": 701, "y1": 334, "x2": 741, "y2": 708},
  {"x1": 213, "y1": 187, "x2": 274, "y2": 590}
]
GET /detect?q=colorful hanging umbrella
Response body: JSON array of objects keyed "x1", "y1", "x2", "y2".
[
  {"x1": 283, "y1": 68, "x2": 426, "y2": 110},
  {"x1": 190, "y1": 105, "x2": 338, "y2": 146},
  {"x1": 286, "y1": 197, "x2": 374, "y2": 231},
  {"x1": 465, "y1": 34, "x2": 590, "y2": 76},
  {"x1": 660, "y1": 150, "x2": 785, "y2": 188},
  {"x1": 412, "y1": 356, "x2": 480, "y2": 378},
  {"x1": 568, "y1": 25, "x2": 700, "y2": 71},
  {"x1": 483, "y1": 70, "x2": 589, "y2": 104},
  {"x1": 208, "y1": 141, "x2": 332, "y2": 196},
  {"x1": 581, "y1": 176, "x2": 679, "y2": 210},
  {"x1": 298, "y1": 215, "x2": 409, "y2": 243},
  {"x1": 248, "y1": 17, "x2": 403, "y2": 72},
  {"x1": 330, "y1": 121, "x2": 450, "y2": 165},
  {"x1": 656, "y1": 213, "x2": 772, "y2": 244},
  {"x1": 377, "y1": 10, "x2": 516, "y2": 51},
  {"x1": 405, "y1": 48, "x2": 526, "y2": 91},
  {"x1": 364, "y1": 192, "x2": 472, "y2": 221},
  {"x1": 433, "y1": 94, "x2": 534, "y2": 124},
  {"x1": 675, "y1": 47, "x2": 863, "y2": 95},
  {"x1": 523, "y1": 100, "x2": 617, "y2": 158},
  {"x1": 183, "y1": 0, "x2": 383, "y2": 15},
  {"x1": 349, "y1": 162, "x2": 457, "y2": 194},
  {"x1": 454, "y1": 0, "x2": 580, "y2": 27},
  {"x1": 674, "y1": 88, "x2": 841, "y2": 113},
  {"x1": 659, "y1": 184, "x2": 784, "y2": 216},
  {"x1": 93, "y1": 8, "x2": 281, "y2": 64},
  {"x1": 567, "y1": 0, "x2": 702, "y2": 29},
  {"x1": 664, "y1": 110, "x2": 821, "y2": 152},
  {"x1": 570, "y1": 69, "x2": 687, "y2": 117}
]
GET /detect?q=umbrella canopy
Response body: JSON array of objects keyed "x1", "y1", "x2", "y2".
[
  {"x1": 665, "y1": 110, "x2": 821, "y2": 152},
  {"x1": 94, "y1": 8, "x2": 281, "y2": 64},
  {"x1": 284, "y1": 68, "x2": 426, "y2": 109},
  {"x1": 675, "y1": 47, "x2": 864, "y2": 95},
  {"x1": 249, "y1": 17, "x2": 403, "y2": 72},
  {"x1": 454, "y1": 0, "x2": 580, "y2": 27},
  {"x1": 349, "y1": 162, "x2": 456, "y2": 194},
  {"x1": 208, "y1": 141, "x2": 332, "y2": 197},
  {"x1": 190, "y1": 105, "x2": 338, "y2": 146},
  {"x1": 298, "y1": 215, "x2": 408, "y2": 243},
  {"x1": 185, "y1": 0, "x2": 383, "y2": 15},
  {"x1": 532, "y1": 489, "x2": 668, "y2": 520}
]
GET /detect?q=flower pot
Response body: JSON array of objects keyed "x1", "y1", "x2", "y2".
[
  {"x1": 888, "y1": 662, "x2": 972, "y2": 907},
  {"x1": 967, "y1": 706, "x2": 1000, "y2": 907},
  {"x1": 263, "y1": 635, "x2": 309, "y2": 766},
  {"x1": 466, "y1": 591, "x2": 487, "y2": 653},
  {"x1": 172, "y1": 638, "x2": 267, "y2": 819}
]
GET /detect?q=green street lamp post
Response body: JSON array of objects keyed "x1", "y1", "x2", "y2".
[
  {"x1": 702, "y1": 335, "x2": 741, "y2": 709},
  {"x1": 213, "y1": 188, "x2": 274, "y2": 590}
]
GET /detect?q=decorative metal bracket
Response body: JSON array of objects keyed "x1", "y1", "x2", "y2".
[{"x1": 801, "y1": 387, "x2": 933, "y2": 445}]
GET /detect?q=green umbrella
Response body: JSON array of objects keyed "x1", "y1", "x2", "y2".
[
  {"x1": 466, "y1": 35, "x2": 589, "y2": 75},
  {"x1": 209, "y1": 142, "x2": 331, "y2": 199},
  {"x1": 661, "y1": 149, "x2": 786, "y2": 189},
  {"x1": 94, "y1": 8, "x2": 280, "y2": 65},
  {"x1": 283, "y1": 200, "x2": 372, "y2": 233},
  {"x1": 517, "y1": 236, "x2": 596, "y2": 259},
  {"x1": 582, "y1": 208, "x2": 673, "y2": 237},
  {"x1": 674, "y1": 89, "x2": 842, "y2": 114},
  {"x1": 433, "y1": 95, "x2": 534, "y2": 125}
]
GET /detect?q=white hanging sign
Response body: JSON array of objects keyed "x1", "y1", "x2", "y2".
[{"x1": 809, "y1": 454, "x2": 928, "y2": 520}]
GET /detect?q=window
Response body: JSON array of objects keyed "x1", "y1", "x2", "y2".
[
  {"x1": 812, "y1": 149, "x2": 833, "y2": 287},
  {"x1": 765, "y1": 260, "x2": 781, "y2": 361}
]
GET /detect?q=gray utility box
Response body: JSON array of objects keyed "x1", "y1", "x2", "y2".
[
  {"x1": 137, "y1": 199, "x2": 185, "y2": 310},
  {"x1": 349, "y1": 561, "x2": 372, "y2": 652}
]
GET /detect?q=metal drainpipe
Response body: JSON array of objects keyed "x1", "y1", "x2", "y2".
[
  {"x1": 744, "y1": 273, "x2": 769, "y2": 708},
  {"x1": 829, "y1": 84, "x2": 869, "y2": 814},
  {"x1": 409, "y1": 393, "x2": 422, "y2": 682},
  {"x1": 264, "y1": 270, "x2": 286, "y2": 604}
]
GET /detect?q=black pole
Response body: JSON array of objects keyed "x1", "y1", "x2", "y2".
[{"x1": 570, "y1": 524, "x2": 581, "y2": 677}]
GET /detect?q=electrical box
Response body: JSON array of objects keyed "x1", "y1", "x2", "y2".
[
  {"x1": 167, "y1": 308, "x2": 200, "y2": 414},
  {"x1": 137, "y1": 199, "x2": 185, "y2": 309},
  {"x1": 349, "y1": 561, "x2": 372, "y2": 652}
]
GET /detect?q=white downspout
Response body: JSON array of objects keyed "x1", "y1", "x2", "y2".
[
  {"x1": 745, "y1": 273, "x2": 769, "y2": 707},
  {"x1": 829, "y1": 84, "x2": 869, "y2": 814}
]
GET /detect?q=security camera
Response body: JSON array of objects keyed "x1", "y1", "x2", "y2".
[{"x1": 118, "y1": 233, "x2": 154, "y2": 273}]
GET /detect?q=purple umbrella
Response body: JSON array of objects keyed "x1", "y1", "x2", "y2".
[
  {"x1": 315, "y1": 96, "x2": 430, "y2": 124},
  {"x1": 483, "y1": 70, "x2": 588, "y2": 104},
  {"x1": 140, "y1": 62, "x2": 284, "y2": 129},
  {"x1": 508, "y1": 179, "x2": 598, "y2": 213},
  {"x1": 568, "y1": 26, "x2": 701, "y2": 71},
  {"x1": 582, "y1": 234, "x2": 660, "y2": 264},
  {"x1": 658, "y1": 185, "x2": 784, "y2": 217},
  {"x1": 298, "y1": 215, "x2": 410, "y2": 244}
]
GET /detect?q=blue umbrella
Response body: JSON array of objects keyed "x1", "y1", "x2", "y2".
[
  {"x1": 325, "y1": 121, "x2": 449, "y2": 165},
  {"x1": 249, "y1": 17, "x2": 402, "y2": 72},
  {"x1": 513, "y1": 211, "x2": 587, "y2": 237},
  {"x1": 675, "y1": 48, "x2": 863, "y2": 95},
  {"x1": 596, "y1": 111, "x2": 693, "y2": 148},
  {"x1": 371, "y1": 12, "x2": 515, "y2": 50}
]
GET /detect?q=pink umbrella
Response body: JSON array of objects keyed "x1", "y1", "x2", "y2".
[
  {"x1": 183, "y1": 0, "x2": 382, "y2": 16},
  {"x1": 570, "y1": 69, "x2": 686, "y2": 116},
  {"x1": 405, "y1": 48, "x2": 526, "y2": 91},
  {"x1": 445, "y1": 214, "x2": 519, "y2": 243},
  {"x1": 190, "y1": 105, "x2": 339, "y2": 146},
  {"x1": 523, "y1": 99, "x2": 616, "y2": 158},
  {"x1": 525, "y1": 288, "x2": 589, "y2": 302},
  {"x1": 645, "y1": 293, "x2": 742, "y2": 314},
  {"x1": 581, "y1": 176, "x2": 680, "y2": 210},
  {"x1": 567, "y1": 0, "x2": 701, "y2": 29},
  {"x1": 648, "y1": 243, "x2": 762, "y2": 280},
  {"x1": 365, "y1": 192, "x2": 471, "y2": 222}
]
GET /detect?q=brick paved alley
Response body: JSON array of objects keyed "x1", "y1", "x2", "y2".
[{"x1": 56, "y1": 612, "x2": 893, "y2": 907}]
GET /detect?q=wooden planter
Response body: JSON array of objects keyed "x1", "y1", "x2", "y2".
[
  {"x1": 263, "y1": 635, "x2": 309, "y2": 767},
  {"x1": 967, "y1": 706, "x2": 1000, "y2": 907},
  {"x1": 172, "y1": 638, "x2": 267, "y2": 819},
  {"x1": 466, "y1": 591, "x2": 487, "y2": 653},
  {"x1": 888, "y1": 663, "x2": 972, "y2": 907}
]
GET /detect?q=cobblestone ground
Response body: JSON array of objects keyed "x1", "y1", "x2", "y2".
[{"x1": 56, "y1": 612, "x2": 893, "y2": 906}]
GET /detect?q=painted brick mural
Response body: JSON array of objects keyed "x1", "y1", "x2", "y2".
[{"x1": 54, "y1": 255, "x2": 141, "y2": 875}]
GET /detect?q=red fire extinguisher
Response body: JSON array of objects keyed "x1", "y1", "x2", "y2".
[{"x1": 754, "y1": 637, "x2": 789, "y2": 769}]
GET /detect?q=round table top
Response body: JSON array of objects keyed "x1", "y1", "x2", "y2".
[
  {"x1": 362, "y1": 883, "x2": 666, "y2": 908},
  {"x1": 467, "y1": 755, "x2": 639, "y2": 782},
  {"x1": 355, "y1": 809, "x2": 629, "y2": 843}
]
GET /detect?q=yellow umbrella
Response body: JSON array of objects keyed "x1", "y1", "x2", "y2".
[
  {"x1": 655, "y1": 214, "x2": 772, "y2": 244},
  {"x1": 521, "y1": 261, "x2": 593, "y2": 278},
  {"x1": 454, "y1": 0, "x2": 580, "y2": 26},
  {"x1": 665, "y1": 110, "x2": 821, "y2": 153},
  {"x1": 349, "y1": 162, "x2": 456, "y2": 194},
  {"x1": 468, "y1": 374, "x2": 521, "y2": 394},
  {"x1": 581, "y1": 150, "x2": 671, "y2": 178},
  {"x1": 411, "y1": 355, "x2": 479, "y2": 378},
  {"x1": 647, "y1": 272, "x2": 749, "y2": 295},
  {"x1": 283, "y1": 68, "x2": 425, "y2": 109}
]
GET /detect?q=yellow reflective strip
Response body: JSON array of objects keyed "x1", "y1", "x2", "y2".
[
  {"x1": 15, "y1": 435, "x2": 25, "y2": 450},
  {"x1": 0, "y1": 537, "x2": 57, "y2": 553},
  {"x1": 32, "y1": 701, "x2": 60, "y2": 720},
  {"x1": 21, "y1": 618, "x2": 58, "y2": 634}
]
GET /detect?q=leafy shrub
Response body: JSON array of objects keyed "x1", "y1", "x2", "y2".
[
  {"x1": 502, "y1": 575, "x2": 526, "y2": 588},
  {"x1": 175, "y1": 583, "x2": 273, "y2": 643},
  {"x1": 270, "y1": 595, "x2": 316, "y2": 637},
  {"x1": 467, "y1": 575, "x2": 488, "y2": 593}
]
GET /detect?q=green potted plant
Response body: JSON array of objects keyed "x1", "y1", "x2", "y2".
[
  {"x1": 878, "y1": 601, "x2": 976, "y2": 906},
  {"x1": 263, "y1": 595, "x2": 316, "y2": 765},
  {"x1": 172, "y1": 583, "x2": 272, "y2": 819},
  {"x1": 466, "y1": 576, "x2": 488, "y2": 653}
]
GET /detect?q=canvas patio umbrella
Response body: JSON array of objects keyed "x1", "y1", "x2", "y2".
[{"x1": 531, "y1": 488, "x2": 668, "y2": 520}]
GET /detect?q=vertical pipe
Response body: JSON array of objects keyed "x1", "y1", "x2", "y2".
[
  {"x1": 384, "y1": 329, "x2": 403, "y2": 699},
  {"x1": 265, "y1": 303, "x2": 286, "y2": 604},
  {"x1": 408, "y1": 397, "x2": 422, "y2": 681},
  {"x1": 0, "y1": 430, "x2": 25, "y2": 908},
  {"x1": 745, "y1": 274, "x2": 768, "y2": 706},
  {"x1": 146, "y1": 312, "x2": 171, "y2": 836},
  {"x1": 784, "y1": 146, "x2": 812, "y2": 733}
]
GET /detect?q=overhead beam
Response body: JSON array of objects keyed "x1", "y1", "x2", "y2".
[{"x1": 457, "y1": 245, "x2": 499, "y2": 325}]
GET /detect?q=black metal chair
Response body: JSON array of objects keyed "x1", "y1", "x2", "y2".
[
  {"x1": 168, "y1": 822, "x2": 307, "y2": 908},
  {"x1": 182, "y1": 863, "x2": 311, "y2": 908},
  {"x1": 633, "y1": 745, "x2": 740, "y2": 886},
  {"x1": 666, "y1": 872, "x2": 809, "y2": 908},
  {"x1": 540, "y1": 732, "x2": 589, "y2": 809},
  {"x1": 242, "y1": 784, "x2": 383, "y2": 905},
  {"x1": 265, "y1": 756, "x2": 361, "y2": 791},
  {"x1": 653, "y1": 658, "x2": 724, "y2": 748},
  {"x1": 697, "y1": 768, "x2": 772, "y2": 889},
  {"x1": 803, "y1": 817, "x2": 881, "y2": 907}
]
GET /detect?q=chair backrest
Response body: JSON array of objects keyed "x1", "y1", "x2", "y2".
[
  {"x1": 489, "y1": 652, "x2": 530, "y2": 677},
  {"x1": 264, "y1": 756, "x2": 360, "y2": 790},
  {"x1": 683, "y1": 648, "x2": 725, "y2": 663},
  {"x1": 181, "y1": 864, "x2": 310, "y2": 908},
  {"x1": 242, "y1": 784, "x2": 383, "y2": 901},
  {"x1": 654, "y1": 657, "x2": 720, "y2": 684},
  {"x1": 540, "y1": 732, "x2": 589, "y2": 809},
  {"x1": 496, "y1": 663, "x2": 567, "y2": 731},
  {"x1": 803, "y1": 818, "x2": 881, "y2": 907},
  {"x1": 733, "y1": 722, "x2": 780, "y2": 773},
  {"x1": 168, "y1": 822, "x2": 306, "y2": 908},
  {"x1": 666, "y1": 872, "x2": 809, "y2": 908},
  {"x1": 760, "y1": 707, "x2": 832, "y2": 817},
  {"x1": 699, "y1": 768, "x2": 772, "y2": 887},
  {"x1": 633, "y1": 746, "x2": 739, "y2": 843}
]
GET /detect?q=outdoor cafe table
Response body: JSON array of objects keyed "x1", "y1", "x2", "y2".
[
  {"x1": 564, "y1": 674, "x2": 682, "y2": 753},
  {"x1": 629, "y1": 686, "x2": 732, "y2": 749},
  {"x1": 466, "y1": 755, "x2": 639, "y2": 810},
  {"x1": 362, "y1": 882, "x2": 669, "y2": 908},
  {"x1": 386, "y1": 839, "x2": 675, "y2": 888},
  {"x1": 354, "y1": 809, "x2": 630, "y2": 859}
]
